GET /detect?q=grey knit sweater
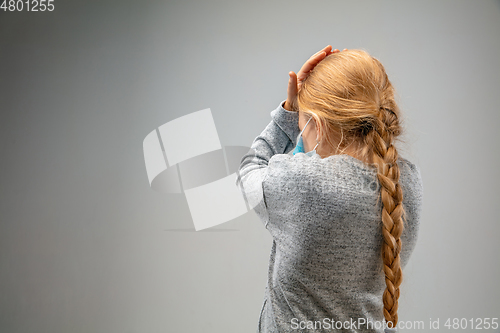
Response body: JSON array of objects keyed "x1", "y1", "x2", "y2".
[{"x1": 235, "y1": 100, "x2": 424, "y2": 333}]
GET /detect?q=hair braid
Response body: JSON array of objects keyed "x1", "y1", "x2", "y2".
[
  {"x1": 369, "y1": 104, "x2": 406, "y2": 329},
  {"x1": 296, "y1": 49, "x2": 410, "y2": 329}
]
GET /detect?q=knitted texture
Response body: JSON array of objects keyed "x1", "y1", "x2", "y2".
[{"x1": 236, "y1": 100, "x2": 424, "y2": 333}]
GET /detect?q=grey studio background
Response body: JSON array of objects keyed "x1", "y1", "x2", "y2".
[{"x1": 1, "y1": 1, "x2": 499, "y2": 332}]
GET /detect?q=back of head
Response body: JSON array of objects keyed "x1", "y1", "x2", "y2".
[
  {"x1": 297, "y1": 49, "x2": 402, "y2": 164},
  {"x1": 297, "y1": 48, "x2": 406, "y2": 330}
]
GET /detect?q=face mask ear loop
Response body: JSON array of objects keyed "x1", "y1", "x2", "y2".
[
  {"x1": 313, "y1": 121, "x2": 321, "y2": 151},
  {"x1": 296, "y1": 116, "x2": 313, "y2": 143},
  {"x1": 301, "y1": 116, "x2": 313, "y2": 134},
  {"x1": 335, "y1": 127, "x2": 344, "y2": 155}
]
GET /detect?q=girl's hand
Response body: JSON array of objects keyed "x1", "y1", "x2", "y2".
[{"x1": 284, "y1": 46, "x2": 347, "y2": 111}]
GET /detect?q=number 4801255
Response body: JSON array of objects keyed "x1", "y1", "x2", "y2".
[
  {"x1": 444, "y1": 318, "x2": 498, "y2": 330},
  {"x1": 1, "y1": 0, "x2": 55, "y2": 12}
]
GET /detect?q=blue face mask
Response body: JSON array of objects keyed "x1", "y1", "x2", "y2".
[{"x1": 292, "y1": 116, "x2": 320, "y2": 157}]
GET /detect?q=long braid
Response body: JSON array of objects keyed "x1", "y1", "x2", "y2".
[
  {"x1": 296, "y1": 48, "x2": 409, "y2": 329},
  {"x1": 367, "y1": 101, "x2": 406, "y2": 329}
]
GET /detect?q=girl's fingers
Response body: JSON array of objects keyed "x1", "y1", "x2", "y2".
[
  {"x1": 286, "y1": 71, "x2": 298, "y2": 110},
  {"x1": 297, "y1": 51, "x2": 326, "y2": 81},
  {"x1": 312, "y1": 45, "x2": 332, "y2": 58},
  {"x1": 299, "y1": 46, "x2": 346, "y2": 80},
  {"x1": 288, "y1": 72, "x2": 297, "y2": 92},
  {"x1": 288, "y1": 71, "x2": 298, "y2": 96},
  {"x1": 301, "y1": 45, "x2": 335, "y2": 73},
  {"x1": 292, "y1": 46, "x2": 345, "y2": 95}
]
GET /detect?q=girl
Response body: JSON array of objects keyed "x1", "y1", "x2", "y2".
[{"x1": 236, "y1": 45, "x2": 423, "y2": 333}]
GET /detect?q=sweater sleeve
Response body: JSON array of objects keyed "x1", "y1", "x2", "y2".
[{"x1": 235, "y1": 99, "x2": 301, "y2": 228}]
